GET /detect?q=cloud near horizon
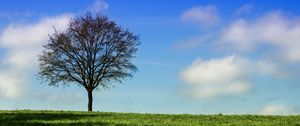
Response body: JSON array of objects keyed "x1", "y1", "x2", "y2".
[
  {"x1": 179, "y1": 54, "x2": 290, "y2": 99},
  {"x1": 0, "y1": 14, "x2": 71, "y2": 99},
  {"x1": 258, "y1": 105, "x2": 300, "y2": 115},
  {"x1": 178, "y1": 5, "x2": 300, "y2": 100},
  {"x1": 180, "y1": 55, "x2": 252, "y2": 98},
  {"x1": 0, "y1": 0, "x2": 111, "y2": 100}
]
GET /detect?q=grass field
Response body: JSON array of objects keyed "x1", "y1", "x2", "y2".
[{"x1": 1, "y1": 110, "x2": 300, "y2": 126}]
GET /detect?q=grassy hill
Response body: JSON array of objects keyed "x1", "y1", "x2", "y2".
[{"x1": 1, "y1": 110, "x2": 300, "y2": 126}]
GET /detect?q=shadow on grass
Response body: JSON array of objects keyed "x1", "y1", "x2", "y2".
[
  {"x1": 0, "y1": 112, "x2": 127, "y2": 126},
  {"x1": 1, "y1": 112, "x2": 97, "y2": 120},
  {"x1": 0, "y1": 122, "x2": 109, "y2": 126}
]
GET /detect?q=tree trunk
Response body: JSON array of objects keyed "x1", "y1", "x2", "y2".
[{"x1": 88, "y1": 90, "x2": 93, "y2": 112}]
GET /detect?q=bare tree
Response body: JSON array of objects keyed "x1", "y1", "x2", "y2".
[{"x1": 39, "y1": 13, "x2": 140, "y2": 111}]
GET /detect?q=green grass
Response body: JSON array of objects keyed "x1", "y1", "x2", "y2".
[{"x1": 1, "y1": 110, "x2": 300, "y2": 126}]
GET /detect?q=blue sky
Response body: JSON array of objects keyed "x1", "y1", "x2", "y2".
[{"x1": 1, "y1": 0, "x2": 300, "y2": 115}]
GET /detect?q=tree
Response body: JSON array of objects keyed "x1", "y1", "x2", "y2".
[{"x1": 39, "y1": 13, "x2": 140, "y2": 111}]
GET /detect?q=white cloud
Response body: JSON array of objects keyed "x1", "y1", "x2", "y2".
[
  {"x1": 180, "y1": 55, "x2": 286, "y2": 99},
  {"x1": 258, "y1": 105, "x2": 299, "y2": 115},
  {"x1": 0, "y1": 15, "x2": 70, "y2": 49},
  {"x1": 181, "y1": 5, "x2": 218, "y2": 26},
  {"x1": 0, "y1": 14, "x2": 71, "y2": 99},
  {"x1": 0, "y1": 72, "x2": 25, "y2": 99},
  {"x1": 179, "y1": 10, "x2": 300, "y2": 64},
  {"x1": 220, "y1": 12, "x2": 300, "y2": 63},
  {"x1": 180, "y1": 55, "x2": 252, "y2": 98},
  {"x1": 90, "y1": 0, "x2": 109, "y2": 13},
  {"x1": 219, "y1": 19, "x2": 254, "y2": 51},
  {"x1": 178, "y1": 9, "x2": 300, "y2": 99}
]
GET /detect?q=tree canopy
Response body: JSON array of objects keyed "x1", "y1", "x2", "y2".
[{"x1": 39, "y1": 13, "x2": 140, "y2": 111}]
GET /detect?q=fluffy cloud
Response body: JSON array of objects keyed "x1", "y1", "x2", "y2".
[
  {"x1": 258, "y1": 105, "x2": 300, "y2": 115},
  {"x1": 0, "y1": 72, "x2": 25, "y2": 99},
  {"x1": 0, "y1": 15, "x2": 70, "y2": 49},
  {"x1": 180, "y1": 55, "x2": 286, "y2": 99},
  {"x1": 180, "y1": 55, "x2": 252, "y2": 98},
  {"x1": 0, "y1": 14, "x2": 71, "y2": 99},
  {"x1": 90, "y1": 0, "x2": 109, "y2": 13},
  {"x1": 179, "y1": 10, "x2": 300, "y2": 64},
  {"x1": 181, "y1": 5, "x2": 218, "y2": 26},
  {"x1": 220, "y1": 12, "x2": 300, "y2": 63}
]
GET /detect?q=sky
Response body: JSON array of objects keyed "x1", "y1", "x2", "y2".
[{"x1": 1, "y1": 0, "x2": 300, "y2": 115}]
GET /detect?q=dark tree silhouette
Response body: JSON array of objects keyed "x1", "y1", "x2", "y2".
[{"x1": 39, "y1": 13, "x2": 140, "y2": 111}]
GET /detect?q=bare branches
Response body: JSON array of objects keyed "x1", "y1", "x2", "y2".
[{"x1": 39, "y1": 12, "x2": 140, "y2": 92}]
